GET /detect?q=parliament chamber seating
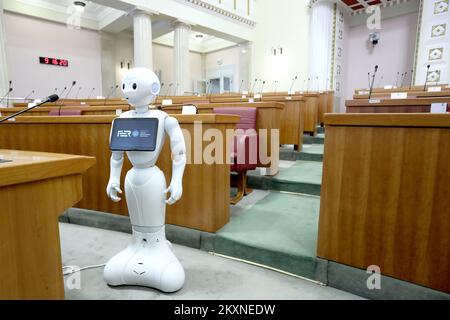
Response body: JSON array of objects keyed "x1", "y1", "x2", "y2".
[{"x1": 213, "y1": 107, "x2": 258, "y2": 204}]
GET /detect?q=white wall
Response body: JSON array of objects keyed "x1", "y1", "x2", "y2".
[
  {"x1": 251, "y1": 0, "x2": 310, "y2": 92},
  {"x1": 344, "y1": 12, "x2": 418, "y2": 102},
  {"x1": 4, "y1": 12, "x2": 103, "y2": 100}
]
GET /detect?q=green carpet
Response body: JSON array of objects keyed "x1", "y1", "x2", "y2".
[
  {"x1": 215, "y1": 192, "x2": 321, "y2": 280},
  {"x1": 248, "y1": 161, "x2": 322, "y2": 195}
]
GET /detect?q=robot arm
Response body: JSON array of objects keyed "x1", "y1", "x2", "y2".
[
  {"x1": 164, "y1": 116, "x2": 186, "y2": 205},
  {"x1": 106, "y1": 151, "x2": 124, "y2": 202}
]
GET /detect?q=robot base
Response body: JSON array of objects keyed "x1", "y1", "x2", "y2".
[{"x1": 104, "y1": 227, "x2": 185, "y2": 293}]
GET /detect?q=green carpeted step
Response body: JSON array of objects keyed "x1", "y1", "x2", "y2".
[
  {"x1": 303, "y1": 134, "x2": 325, "y2": 145},
  {"x1": 215, "y1": 192, "x2": 321, "y2": 280},
  {"x1": 248, "y1": 160, "x2": 322, "y2": 195},
  {"x1": 280, "y1": 144, "x2": 324, "y2": 162}
]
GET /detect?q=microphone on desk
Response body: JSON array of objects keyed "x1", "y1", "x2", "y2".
[
  {"x1": 307, "y1": 77, "x2": 311, "y2": 93},
  {"x1": 409, "y1": 69, "x2": 414, "y2": 89},
  {"x1": 53, "y1": 87, "x2": 58, "y2": 95},
  {"x1": 24, "y1": 90, "x2": 35, "y2": 101},
  {"x1": 250, "y1": 78, "x2": 258, "y2": 94},
  {"x1": 395, "y1": 72, "x2": 400, "y2": 87},
  {"x1": 368, "y1": 65, "x2": 379, "y2": 100},
  {"x1": 0, "y1": 87, "x2": 13, "y2": 106},
  {"x1": 423, "y1": 64, "x2": 430, "y2": 91},
  {"x1": 58, "y1": 87, "x2": 67, "y2": 100},
  {"x1": 260, "y1": 80, "x2": 266, "y2": 94},
  {"x1": 368, "y1": 72, "x2": 371, "y2": 89},
  {"x1": 316, "y1": 76, "x2": 319, "y2": 91},
  {"x1": 401, "y1": 72, "x2": 408, "y2": 87},
  {"x1": 87, "y1": 87, "x2": 95, "y2": 99},
  {"x1": 377, "y1": 76, "x2": 383, "y2": 88},
  {"x1": 164, "y1": 83, "x2": 173, "y2": 98},
  {"x1": 64, "y1": 81, "x2": 77, "y2": 99},
  {"x1": 75, "y1": 86, "x2": 82, "y2": 99},
  {"x1": 5, "y1": 81, "x2": 12, "y2": 107},
  {"x1": 238, "y1": 80, "x2": 244, "y2": 94},
  {"x1": 289, "y1": 76, "x2": 298, "y2": 95},
  {"x1": 104, "y1": 85, "x2": 118, "y2": 105},
  {"x1": 156, "y1": 83, "x2": 164, "y2": 100},
  {"x1": 0, "y1": 94, "x2": 59, "y2": 123}
]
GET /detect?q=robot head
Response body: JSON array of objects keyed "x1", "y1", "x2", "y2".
[{"x1": 121, "y1": 68, "x2": 161, "y2": 107}]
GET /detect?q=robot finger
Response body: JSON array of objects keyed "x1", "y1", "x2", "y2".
[
  {"x1": 113, "y1": 186, "x2": 122, "y2": 194},
  {"x1": 111, "y1": 195, "x2": 122, "y2": 202},
  {"x1": 165, "y1": 197, "x2": 175, "y2": 205},
  {"x1": 164, "y1": 186, "x2": 173, "y2": 194}
]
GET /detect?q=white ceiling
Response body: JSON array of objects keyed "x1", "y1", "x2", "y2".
[{"x1": 14, "y1": 0, "x2": 116, "y2": 21}]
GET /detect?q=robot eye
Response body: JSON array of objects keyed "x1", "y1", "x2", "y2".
[
  {"x1": 122, "y1": 83, "x2": 125, "y2": 90},
  {"x1": 133, "y1": 83, "x2": 137, "y2": 90}
]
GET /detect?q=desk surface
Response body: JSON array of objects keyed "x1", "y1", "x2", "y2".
[
  {"x1": 0, "y1": 149, "x2": 95, "y2": 187},
  {"x1": 325, "y1": 113, "x2": 450, "y2": 127}
]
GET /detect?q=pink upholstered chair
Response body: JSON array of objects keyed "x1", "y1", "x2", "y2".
[
  {"x1": 60, "y1": 110, "x2": 82, "y2": 116},
  {"x1": 48, "y1": 110, "x2": 60, "y2": 116},
  {"x1": 213, "y1": 107, "x2": 258, "y2": 204}
]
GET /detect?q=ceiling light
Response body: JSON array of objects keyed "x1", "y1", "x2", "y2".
[
  {"x1": 74, "y1": 1, "x2": 86, "y2": 13},
  {"x1": 195, "y1": 34, "x2": 204, "y2": 42}
]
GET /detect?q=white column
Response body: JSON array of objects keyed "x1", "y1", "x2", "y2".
[
  {"x1": 173, "y1": 21, "x2": 191, "y2": 96},
  {"x1": 133, "y1": 11, "x2": 153, "y2": 70},
  {"x1": 0, "y1": 0, "x2": 9, "y2": 104},
  {"x1": 308, "y1": 0, "x2": 334, "y2": 91}
]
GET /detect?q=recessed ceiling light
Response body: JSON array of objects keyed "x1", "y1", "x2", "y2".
[{"x1": 74, "y1": 1, "x2": 86, "y2": 13}]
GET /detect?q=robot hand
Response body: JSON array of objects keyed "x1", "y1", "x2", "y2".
[
  {"x1": 106, "y1": 180, "x2": 123, "y2": 202},
  {"x1": 164, "y1": 182, "x2": 182, "y2": 205}
]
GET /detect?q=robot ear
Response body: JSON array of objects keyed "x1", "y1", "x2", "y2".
[{"x1": 151, "y1": 82, "x2": 160, "y2": 95}]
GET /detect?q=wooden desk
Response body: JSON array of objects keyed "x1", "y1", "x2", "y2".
[
  {"x1": 0, "y1": 105, "x2": 131, "y2": 116},
  {"x1": 0, "y1": 150, "x2": 95, "y2": 299},
  {"x1": 13, "y1": 99, "x2": 129, "y2": 108},
  {"x1": 346, "y1": 97, "x2": 450, "y2": 113},
  {"x1": 260, "y1": 97, "x2": 304, "y2": 150},
  {"x1": 0, "y1": 115, "x2": 238, "y2": 233},
  {"x1": 318, "y1": 113, "x2": 450, "y2": 293},
  {"x1": 162, "y1": 102, "x2": 282, "y2": 175},
  {"x1": 156, "y1": 96, "x2": 209, "y2": 105},
  {"x1": 353, "y1": 90, "x2": 450, "y2": 100},
  {"x1": 354, "y1": 85, "x2": 449, "y2": 94}
]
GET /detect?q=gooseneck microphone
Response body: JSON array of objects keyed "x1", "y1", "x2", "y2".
[
  {"x1": 368, "y1": 65, "x2": 379, "y2": 100},
  {"x1": 87, "y1": 87, "x2": 95, "y2": 99},
  {"x1": 260, "y1": 81, "x2": 266, "y2": 94},
  {"x1": 24, "y1": 90, "x2": 35, "y2": 101},
  {"x1": 0, "y1": 87, "x2": 13, "y2": 106},
  {"x1": 238, "y1": 80, "x2": 244, "y2": 93},
  {"x1": 250, "y1": 78, "x2": 258, "y2": 94},
  {"x1": 401, "y1": 72, "x2": 408, "y2": 87},
  {"x1": 164, "y1": 83, "x2": 173, "y2": 98},
  {"x1": 65, "y1": 81, "x2": 77, "y2": 99},
  {"x1": 59, "y1": 87, "x2": 67, "y2": 99},
  {"x1": 423, "y1": 64, "x2": 431, "y2": 91},
  {"x1": 53, "y1": 88, "x2": 58, "y2": 94},
  {"x1": 289, "y1": 76, "x2": 298, "y2": 95},
  {"x1": 104, "y1": 84, "x2": 118, "y2": 105},
  {"x1": 409, "y1": 69, "x2": 414, "y2": 90},
  {"x1": 368, "y1": 72, "x2": 371, "y2": 88},
  {"x1": 395, "y1": 72, "x2": 400, "y2": 87},
  {"x1": 0, "y1": 94, "x2": 59, "y2": 123},
  {"x1": 75, "y1": 86, "x2": 82, "y2": 99},
  {"x1": 6, "y1": 81, "x2": 12, "y2": 107}
]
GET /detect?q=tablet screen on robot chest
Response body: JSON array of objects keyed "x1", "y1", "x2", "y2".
[{"x1": 110, "y1": 118, "x2": 159, "y2": 151}]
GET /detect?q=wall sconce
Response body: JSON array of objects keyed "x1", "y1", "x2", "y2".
[{"x1": 271, "y1": 46, "x2": 283, "y2": 56}]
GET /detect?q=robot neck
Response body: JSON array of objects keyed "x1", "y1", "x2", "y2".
[{"x1": 134, "y1": 105, "x2": 149, "y2": 114}]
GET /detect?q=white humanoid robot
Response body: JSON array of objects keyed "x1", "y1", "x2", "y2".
[{"x1": 104, "y1": 68, "x2": 186, "y2": 293}]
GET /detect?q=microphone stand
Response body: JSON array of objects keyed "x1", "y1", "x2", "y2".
[
  {"x1": 368, "y1": 65, "x2": 379, "y2": 100},
  {"x1": 24, "y1": 90, "x2": 35, "y2": 101},
  {"x1": 423, "y1": 65, "x2": 430, "y2": 91},
  {"x1": 0, "y1": 95, "x2": 59, "y2": 123},
  {"x1": 87, "y1": 88, "x2": 95, "y2": 100},
  {"x1": 75, "y1": 87, "x2": 82, "y2": 99}
]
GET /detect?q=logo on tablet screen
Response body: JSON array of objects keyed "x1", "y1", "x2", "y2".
[{"x1": 117, "y1": 130, "x2": 132, "y2": 137}]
